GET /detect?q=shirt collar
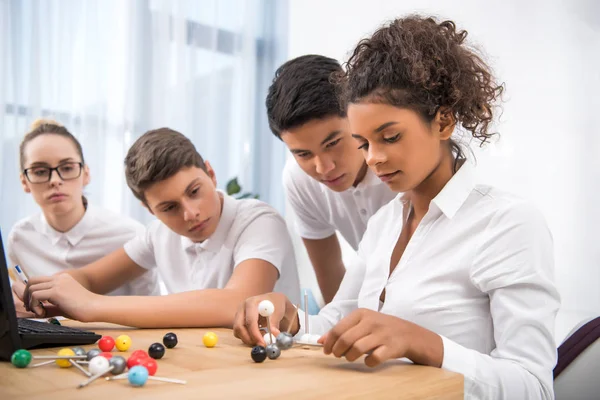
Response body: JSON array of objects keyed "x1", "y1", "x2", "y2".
[
  {"x1": 181, "y1": 191, "x2": 237, "y2": 253},
  {"x1": 431, "y1": 160, "x2": 477, "y2": 219},
  {"x1": 35, "y1": 206, "x2": 95, "y2": 246}
]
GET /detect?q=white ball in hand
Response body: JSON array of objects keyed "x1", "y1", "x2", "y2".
[{"x1": 257, "y1": 300, "x2": 275, "y2": 317}]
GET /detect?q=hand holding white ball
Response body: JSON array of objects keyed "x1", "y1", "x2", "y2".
[{"x1": 257, "y1": 300, "x2": 275, "y2": 317}]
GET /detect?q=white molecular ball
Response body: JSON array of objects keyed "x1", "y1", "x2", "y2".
[
  {"x1": 307, "y1": 334, "x2": 321, "y2": 345},
  {"x1": 257, "y1": 300, "x2": 275, "y2": 317},
  {"x1": 299, "y1": 333, "x2": 312, "y2": 343},
  {"x1": 88, "y1": 356, "x2": 110, "y2": 375},
  {"x1": 263, "y1": 332, "x2": 276, "y2": 345}
]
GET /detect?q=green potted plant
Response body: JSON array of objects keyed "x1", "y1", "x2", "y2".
[{"x1": 225, "y1": 177, "x2": 259, "y2": 199}]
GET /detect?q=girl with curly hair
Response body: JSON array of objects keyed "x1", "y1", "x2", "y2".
[{"x1": 234, "y1": 15, "x2": 560, "y2": 400}]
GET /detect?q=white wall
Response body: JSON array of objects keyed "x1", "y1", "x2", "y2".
[{"x1": 287, "y1": 0, "x2": 600, "y2": 317}]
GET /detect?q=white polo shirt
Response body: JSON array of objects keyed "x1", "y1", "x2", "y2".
[
  {"x1": 298, "y1": 161, "x2": 560, "y2": 400},
  {"x1": 283, "y1": 158, "x2": 396, "y2": 250},
  {"x1": 123, "y1": 193, "x2": 301, "y2": 305},
  {"x1": 6, "y1": 205, "x2": 160, "y2": 296}
]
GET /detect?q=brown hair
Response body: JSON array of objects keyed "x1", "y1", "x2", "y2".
[
  {"x1": 336, "y1": 15, "x2": 504, "y2": 159},
  {"x1": 20, "y1": 119, "x2": 85, "y2": 169},
  {"x1": 124, "y1": 127, "x2": 207, "y2": 204}
]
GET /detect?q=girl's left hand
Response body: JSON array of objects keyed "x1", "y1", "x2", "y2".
[{"x1": 318, "y1": 308, "x2": 443, "y2": 368}]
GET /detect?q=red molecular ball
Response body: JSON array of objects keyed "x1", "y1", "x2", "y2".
[
  {"x1": 98, "y1": 336, "x2": 115, "y2": 352},
  {"x1": 141, "y1": 357, "x2": 158, "y2": 376},
  {"x1": 127, "y1": 355, "x2": 147, "y2": 370},
  {"x1": 130, "y1": 349, "x2": 148, "y2": 359}
]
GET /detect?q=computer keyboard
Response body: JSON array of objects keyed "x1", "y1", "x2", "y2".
[{"x1": 18, "y1": 318, "x2": 99, "y2": 337}]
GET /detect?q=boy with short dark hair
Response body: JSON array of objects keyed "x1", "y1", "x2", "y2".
[{"x1": 267, "y1": 55, "x2": 395, "y2": 303}]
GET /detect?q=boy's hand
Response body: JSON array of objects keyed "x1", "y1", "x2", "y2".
[
  {"x1": 318, "y1": 308, "x2": 443, "y2": 368},
  {"x1": 233, "y1": 292, "x2": 298, "y2": 346},
  {"x1": 23, "y1": 273, "x2": 101, "y2": 321}
]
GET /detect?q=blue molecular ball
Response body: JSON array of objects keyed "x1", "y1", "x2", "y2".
[{"x1": 128, "y1": 365, "x2": 149, "y2": 387}]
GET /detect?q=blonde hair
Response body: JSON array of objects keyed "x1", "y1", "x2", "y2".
[
  {"x1": 29, "y1": 118, "x2": 64, "y2": 131},
  {"x1": 20, "y1": 118, "x2": 84, "y2": 170}
]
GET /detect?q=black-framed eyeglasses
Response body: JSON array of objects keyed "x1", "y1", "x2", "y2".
[{"x1": 23, "y1": 162, "x2": 83, "y2": 184}]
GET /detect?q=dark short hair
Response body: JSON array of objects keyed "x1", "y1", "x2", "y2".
[
  {"x1": 266, "y1": 54, "x2": 346, "y2": 139},
  {"x1": 124, "y1": 128, "x2": 206, "y2": 204}
]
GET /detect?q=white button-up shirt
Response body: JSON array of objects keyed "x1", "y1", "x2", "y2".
[
  {"x1": 7, "y1": 206, "x2": 160, "y2": 296},
  {"x1": 283, "y1": 158, "x2": 396, "y2": 250},
  {"x1": 124, "y1": 193, "x2": 301, "y2": 304},
  {"x1": 298, "y1": 161, "x2": 561, "y2": 400}
]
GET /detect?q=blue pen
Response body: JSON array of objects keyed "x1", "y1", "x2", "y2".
[
  {"x1": 13, "y1": 265, "x2": 46, "y2": 311},
  {"x1": 13, "y1": 265, "x2": 29, "y2": 284}
]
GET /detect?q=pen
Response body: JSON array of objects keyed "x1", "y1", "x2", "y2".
[
  {"x1": 13, "y1": 265, "x2": 30, "y2": 284},
  {"x1": 13, "y1": 264, "x2": 46, "y2": 312}
]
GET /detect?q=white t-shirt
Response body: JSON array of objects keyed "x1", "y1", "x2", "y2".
[
  {"x1": 124, "y1": 193, "x2": 301, "y2": 304},
  {"x1": 283, "y1": 158, "x2": 396, "y2": 250},
  {"x1": 7, "y1": 205, "x2": 160, "y2": 296},
  {"x1": 298, "y1": 161, "x2": 560, "y2": 400}
]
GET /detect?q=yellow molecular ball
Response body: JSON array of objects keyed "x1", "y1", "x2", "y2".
[
  {"x1": 56, "y1": 348, "x2": 75, "y2": 368},
  {"x1": 203, "y1": 332, "x2": 218, "y2": 348},
  {"x1": 115, "y1": 335, "x2": 132, "y2": 352}
]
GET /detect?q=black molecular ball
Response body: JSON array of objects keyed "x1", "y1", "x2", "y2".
[
  {"x1": 251, "y1": 345, "x2": 267, "y2": 363},
  {"x1": 148, "y1": 342, "x2": 166, "y2": 359},
  {"x1": 163, "y1": 332, "x2": 178, "y2": 349}
]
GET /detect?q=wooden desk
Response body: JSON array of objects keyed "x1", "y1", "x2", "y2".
[{"x1": 0, "y1": 322, "x2": 463, "y2": 399}]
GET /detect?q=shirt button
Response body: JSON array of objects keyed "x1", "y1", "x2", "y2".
[
  {"x1": 360, "y1": 209, "x2": 367, "y2": 215},
  {"x1": 354, "y1": 191, "x2": 361, "y2": 196}
]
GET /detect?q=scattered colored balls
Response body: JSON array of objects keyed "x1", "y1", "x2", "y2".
[
  {"x1": 109, "y1": 356, "x2": 127, "y2": 375},
  {"x1": 56, "y1": 348, "x2": 75, "y2": 368},
  {"x1": 115, "y1": 335, "x2": 132, "y2": 352},
  {"x1": 128, "y1": 365, "x2": 149, "y2": 387},
  {"x1": 203, "y1": 332, "x2": 218, "y2": 348},
  {"x1": 127, "y1": 354, "x2": 148, "y2": 370},
  {"x1": 130, "y1": 349, "x2": 149, "y2": 359},
  {"x1": 86, "y1": 349, "x2": 101, "y2": 361},
  {"x1": 266, "y1": 344, "x2": 281, "y2": 360},
  {"x1": 72, "y1": 347, "x2": 86, "y2": 356},
  {"x1": 98, "y1": 336, "x2": 115, "y2": 352},
  {"x1": 11, "y1": 349, "x2": 32, "y2": 368},
  {"x1": 148, "y1": 343, "x2": 165, "y2": 359},
  {"x1": 163, "y1": 332, "x2": 178, "y2": 349},
  {"x1": 251, "y1": 346, "x2": 267, "y2": 363},
  {"x1": 88, "y1": 355, "x2": 110, "y2": 375},
  {"x1": 141, "y1": 357, "x2": 158, "y2": 376}
]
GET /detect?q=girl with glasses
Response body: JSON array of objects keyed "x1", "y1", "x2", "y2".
[{"x1": 7, "y1": 119, "x2": 160, "y2": 314}]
